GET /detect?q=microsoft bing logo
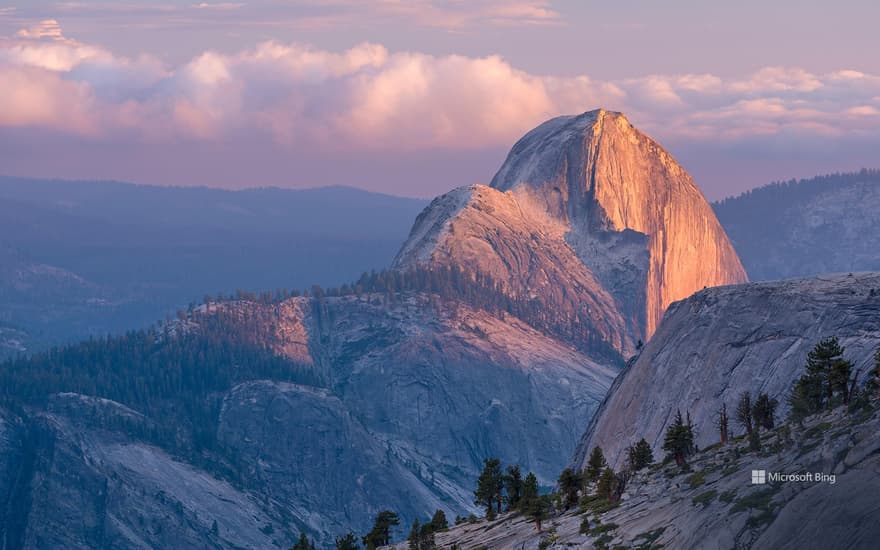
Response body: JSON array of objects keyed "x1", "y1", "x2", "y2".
[{"x1": 751, "y1": 470, "x2": 767, "y2": 484}]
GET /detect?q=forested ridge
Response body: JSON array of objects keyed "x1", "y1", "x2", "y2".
[
  {"x1": 0, "y1": 263, "x2": 621, "y2": 484},
  {"x1": 208, "y1": 265, "x2": 622, "y2": 363},
  {"x1": 713, "y1": 169, "x2": 880, "y2": 280}
]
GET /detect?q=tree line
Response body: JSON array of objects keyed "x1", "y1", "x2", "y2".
[{"x1": 202, "y1": 264, "x2": 622, "y2": 362}]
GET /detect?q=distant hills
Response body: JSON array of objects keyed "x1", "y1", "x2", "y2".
[
  {"x1": 0, "y1": 177, "x2": 427, "y2": 357},
  {"x1": 713, "y1": 169, "x2": 880, "y2": 281}
]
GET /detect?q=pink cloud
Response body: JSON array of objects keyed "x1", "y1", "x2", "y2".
[
  {"x1": 2, "y1": 20, "x2": 880, "y2": 154},
  {"x1": 0, "y1": 65, "x2": 97, "y2": 134}
]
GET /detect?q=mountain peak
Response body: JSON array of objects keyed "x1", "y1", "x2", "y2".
[
  {"x1": 396, "y1": 110, "x2": 746, "y2": 351},
  {"x1": 485, "y1": 108, "x2": 747, "y2": 336}
]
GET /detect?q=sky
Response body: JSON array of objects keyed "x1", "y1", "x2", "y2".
[{"x1": 1, "y1": 1, "x2": 879, "y2": 200}]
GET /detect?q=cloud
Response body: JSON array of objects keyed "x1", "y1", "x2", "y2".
[
  {"x1": 304, "y1": 0, "x2": 562, "y2": 29},
  {"x1": 195, "y1": 2, "x2": 246, "y2": 9},
  {"x1": 2, "y1": 20, "x2": 880, "y2": 155},
  {"x1": 15, "y1": 19, "x2": 65, "y2": 40}
]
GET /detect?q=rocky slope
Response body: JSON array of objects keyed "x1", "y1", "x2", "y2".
[
  {"x1": 387, "y1": 403, "x2": 880, "y2": 549},
  {"x1": 714, "y1": 169, "x2": 880, "y2": 281},
  {"x1": 396, "y1": 109, "x2": 747, "y2": 348},
  {"x1": 0, "y1": 394, "x2": 287, "y2": 549},
  {"x1": 573, "y1": 272, "x2": 880, "y2": 471},
  {"x1": 0, "y1": 294, "x2": 616, "y2": 547}
]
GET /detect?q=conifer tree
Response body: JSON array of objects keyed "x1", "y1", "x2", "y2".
[
  {"x1": 408, "y1": 519, "x2": 436, "y2": 550},
  {"x1": 585, "y1": 446, "x2": 607, "y2": 483},
  {"x1": 503, "y1": 465, "x2": 523, "y2": 510},
  {"x1": 527, "y1": 495, "x2": 549, "y2": 533},
  {"x1": 362, "y1": 510, "x2": 399, "y2": 549},
  {"x1": 292, "y1": 532, "x2": 313, "y2": 550},
  {"x1": 752, "y1": 392, "x2": 779, "y2": 431},
  {"x1": 735, "y1": 392, "x2": 753, "y2": 435},
  {"x1": 557, "y1": 468, "x2": 582, "y2": 509},
  {"x1": 334, "y1": 532, "x2": 359, "y2": 550},
  {"x1": 474, "y1": 458, "x2": 504, "y2": 516},
  {"x1": 662, "y1": 410, "x2": 695, "y2": 466},
  {"x1": 430, "y1": 509, "x2": 448, "y2": 531},
  {"x1": 791, "y1": 337, "x2": 855, "y2": 418},
  {"x1": 596, "y1": 467, "x2": 617, "y2": 502},
  {"x1": 748, "y1": 427, "x2": 762, "y2": 452},
  {"x1": 408, "y1": 519, "x2": 420, "y2": 550},
  {"x1": 521, "y1": 471, "x2": 539, "y2": 506},
  {"x1": 626, "y1": 438, "x2": 654, "y2": 471},
  {"x1": 716, "y1": 403, "x2": 729, "y2": 445}
]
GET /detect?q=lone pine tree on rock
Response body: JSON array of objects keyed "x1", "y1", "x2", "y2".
[
  {"x1": 790, "y1": 337, "x2": 856, "y2": 419},
  {"x1": 585, "y1": 446, "x2": 607, "y2": 483},
  {"x1": 663, "y1": 410, "x2": 695, "y2": 466},
  {"x1": 716, "y1": 402, "x2": 730, "y2": 445},
  {"x1": 474, "y1": 458, "x2": 504, "y2": 516}
]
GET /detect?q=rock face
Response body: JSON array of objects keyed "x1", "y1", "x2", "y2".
[
  {"x1": 0, "y1": 295, "x2": 617, "y2": 547},
  {"x1": 573, "y1": 273, "x2": 880, "y2": 471},
  {"x1": 392, "y1": 405, "x2": 880, "y2": 549},
  {"x1": 0, "y1": 395, "x2": 286, "y2": 550},
  {"x1": 396, "y1": 109, "x2": 747, "y2": 350},
  {"x1": 256, "y1": 295, "x2": 615, "y2": 530}
]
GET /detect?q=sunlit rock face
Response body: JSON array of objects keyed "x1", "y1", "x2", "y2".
[{"x1": 396, "y1": 109, "x2": 747, "y2": 353}]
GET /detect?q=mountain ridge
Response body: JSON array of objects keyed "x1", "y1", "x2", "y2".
[{"x1": 396, "y1": 108, "x2": 747, "y2": 353}]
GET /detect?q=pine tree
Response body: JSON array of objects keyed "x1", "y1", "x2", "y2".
[
  {"x1": 474, "y1": 458, "x2": 504, "y2": 516},
  {"x1": 430, "y1": 509, "x2": 448, "y2": 531},
  {"x1": 292, "y1": 532, "x2": 312, "y2": 550},
  {"x1": 335, "y1": 532, "x2": 360, "y2": 550},
  {"x1": 662, "y1": 410, "x2": 695, "y2": 466},
  {"x1": 626, "y1": 438, "x2": 654, "y2": 471},
  {"x1": 557, "y1": 468, "x2": 582, "y2": 509},
  {"x1": 362, "y1": 510, "x2": 399, "y2": 549},
  {"x1": 752, "y1": 392, "x2": 779, "y2": 431},
  {"x1": 585, "y1": 446, "x2": 607, "y2": 483},
  {"x1": 527, "y1": 494, "x2": 548, "y2": 533},
  {"x1": 831, "y1": 359, "x2": 855, "y2": 405},
  {"x1": 407, "y1": 519, "x2": 422, "y2": 550},
  {"x1": 521, "y1": 471, "x2": 539, "y2": 506},
  {"x1": 790, "y1": 370, "x2": 825, "y2": 420},
  {"x1": 735, "y1": 392, "x2": 753, "y2": 435},
  {"x1": 791, "y1": 337, "x2": 855, "y2": 419},
  {"x1": 503, "y1": 465, "x2": 523, "y2": 510},
  {"x1": 596, "y1": 467, "x2": 617, "y2": 502},
  {"x1": 716, "y1": 403, "x2": 729, "y2": 445},
  {"x1": 748, "y1": 427, "x2": 762, "y2": 452},
  {"x1": 807, "y1": 337, "x2": 835, "y2": 396}
]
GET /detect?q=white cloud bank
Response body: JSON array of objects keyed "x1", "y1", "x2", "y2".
[{"x1": 2, "y1": 20, "x2": 880, "y2": 152}]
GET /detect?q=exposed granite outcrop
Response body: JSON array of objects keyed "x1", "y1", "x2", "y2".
[
  {"x1": 396, "y1": 109, "x2": 747, "y2": 353},
  {"x1": 573, "y1": 272, "x2": 880, "y2": 471}
]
